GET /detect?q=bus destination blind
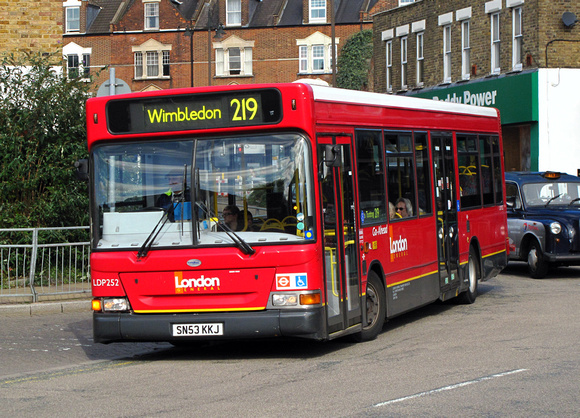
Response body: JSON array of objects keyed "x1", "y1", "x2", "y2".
[{"x1": 107, "y1": 89, "x2": 282, "y2": 134}]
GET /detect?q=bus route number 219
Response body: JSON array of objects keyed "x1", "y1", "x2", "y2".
[{"x1": 230, "y1": 97, "x2": 258, "y2": 121}]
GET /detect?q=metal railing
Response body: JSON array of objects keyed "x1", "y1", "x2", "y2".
[{"x1": 0, "y1": 227, "x2": 90, "y2": 303}]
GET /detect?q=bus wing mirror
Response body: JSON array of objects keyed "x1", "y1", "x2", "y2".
[
  {"x1": 212, "y1": 144, "x2": 231, "y2": 168},
  {"x1": 324, "y1": 145, "x2": 342, "y2": 168},
  {"x1": 74, "y1": 158, "x2": 89, "y2": 181}
]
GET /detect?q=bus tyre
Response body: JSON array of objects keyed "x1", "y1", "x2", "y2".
[
  {"x1": 354, "y1": 271, "x2": 385, "y2": 342},
  {"x1": 527, "y1": 240, "x2": 549, "y2": 279},
  {"x1": 458, "y1": 248, "x2": 479, "y2": 304}
]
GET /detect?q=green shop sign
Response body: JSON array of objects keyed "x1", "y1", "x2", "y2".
[{"x1": 408, "y1": 71, "x2": 538, "y2": 125}]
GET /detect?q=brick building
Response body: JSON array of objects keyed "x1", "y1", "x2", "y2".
[
  {"x1": 0, "y1": 0, "x2": 63, "y2": 58},
  {"x1": 373, "y1": 0, "x2": 580, "y2": 175},
  {"x1": 62, "y1": 0, "x2": 379, "y2": 93}
]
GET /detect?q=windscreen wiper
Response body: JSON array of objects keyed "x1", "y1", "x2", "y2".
[
  {"x1": 545, "y1": 194, "x2": 562, "y2": 207},
  {"x1": 137, "y1": 203, "x2": 179, "y2": 259},
  {"x1": 195, "y1": 201, "x2": 255, "y2": 256}
]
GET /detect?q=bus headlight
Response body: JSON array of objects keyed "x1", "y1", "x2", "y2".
[
  {"x1": 269, "y1": 291, "x2": 322, "y2": 309},
  {"x1": 272, "y1": 294, "x2": 298, "y2": 306},
  {"x1": 550, "y1": 222, "x2": 562, "y2": 235},
  {"x1": 100, "y1": 297, "x2": 131, "y2": 312}
]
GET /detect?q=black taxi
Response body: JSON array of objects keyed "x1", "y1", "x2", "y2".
[{"x1": 505, "y1": 171, "x2": 580, "y2": 278}]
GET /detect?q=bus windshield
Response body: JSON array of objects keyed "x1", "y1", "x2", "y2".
[{"x1": 93, "y1": 134, "x2": 315, "y2": 250}]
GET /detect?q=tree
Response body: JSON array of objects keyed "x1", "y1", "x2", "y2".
[
  {"x1": 0, "y1": 52, "x2": 93, "y2": 228},
  {"x1": 336, "y1": 30, "x2": 373, "y2": 91}
]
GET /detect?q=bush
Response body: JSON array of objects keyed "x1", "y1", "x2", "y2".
[
  {"x1": 0, "y1": 52, "x2": 93, "y2": 228},
  {"x1": 336, "y1": 30, "x2": 373, "y2": 91}
]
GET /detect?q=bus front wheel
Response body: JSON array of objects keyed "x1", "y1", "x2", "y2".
[{"x1": 354, "y1": 271, "x2": 386, "y2": 342}]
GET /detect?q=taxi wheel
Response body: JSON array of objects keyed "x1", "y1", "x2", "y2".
[
  {"x1": 527, "y1": 241, "x2": 549, "y2": 279},
  {"x1": 353, "y1": 271, "x2": 385, "y2": 342}
]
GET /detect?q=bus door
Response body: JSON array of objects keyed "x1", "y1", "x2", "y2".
[
  {"x1": 317, "y1": 135, "x2": 362, "y2": 336},
  {"x1": 432, "y1": 133, "x2": 460, "y2": 293}
]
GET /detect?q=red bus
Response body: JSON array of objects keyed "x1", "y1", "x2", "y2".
[{"x1": 86, "y1": 83, "x2": 507, "y2": 343}]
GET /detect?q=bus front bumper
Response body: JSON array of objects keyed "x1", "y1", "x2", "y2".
[{"x1": 93, "y1": 308, "x2": 326, "y2": 344}]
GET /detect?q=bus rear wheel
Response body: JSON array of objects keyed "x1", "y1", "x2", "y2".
[
  {"x1": 457, "y1": 248, "x2": 479, "y2": 304},
  {"x1": 353, "y1": 271, "x2": 385, "y2": 342}
]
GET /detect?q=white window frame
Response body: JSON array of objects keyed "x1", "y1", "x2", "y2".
[
  {"x1": 65, "y1": 6, "x2": 80, "y2": 33},
  {"x1": 309, "y1": 0, "x2": 326, "y2": 24},
  {"x1": 135, "y1": 52, "x2": 143, "y2": 78},
  {"x1": 399, "y1": 0, "x2": 415, "y2": 5},
  {"x1": 144, "y1": 2, "x2": 159, "y2": 31},
  {"x1": 491, "y1": 12, "x2": 501, "y2": 74},
  {"x1": 226, "y1": 0, "x2": 242, "y2": 27},
  {"x1": 215, "y1": 36, "x2": 254, "y2": 77},
  {"x1": 512, "y1": 7, "x2": 523, "y2": 71},
  {"x1": 443, "y1": 25, "x2": 452, "y2": 83},
  {"x1": 461, "y1": 20, "x2": 471, "y2": 80},
  {"x1": 132, "y1": 39, "x2": 172, "y2": 80},
  {"x1": 416, "y1": 32, "x2": 424, "y2": 86},
  {"x1": 299, "y1": 46, "x2": 308, "y2": 73},
  {"x1": 312, "y1": 45, "x2": 325, "y2": 72},
  {"x1": 296, "y1": 32, "x2": 337, "y2": 75},
  {"x1": 386, "y1": 40, "x2": 393, "y2": 92},
  {"x1": 400, "y1": 36, "x2": 408, "y2": 89},
  {"x1": 329, "y1": 44, "x2": 337, "y2": 70},
  {"x1": 162, "y1": 50, "x2": 171, "y2": 77},
  {"x1": 63, "y1": 42, "x2": 92, "y2": 80},
  {"x1": 146, "y1": 51, "x2": 159, "y2": 77},
  {"x1": 228, "y1": 47, "x2": 241, "y2": 74}
]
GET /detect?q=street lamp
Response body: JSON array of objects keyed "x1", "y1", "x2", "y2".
[
  {"x1": 208, "y1": 23, "x2": 226, "y2": 86},
  {"x1": 205, "y1": 0, "x2": 225, "y2": 86},
  {"x1": 184, "y1": 25, "x2": 194, "y2": 87}
]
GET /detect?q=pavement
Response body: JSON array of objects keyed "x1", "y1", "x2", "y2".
[{"x1": 0, "y1": 299, "x2": 91, "y2": 317}]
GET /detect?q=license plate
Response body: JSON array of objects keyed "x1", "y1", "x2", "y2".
[{"x1": 172, "y1": 323, "x2": 224, "y2": 337}]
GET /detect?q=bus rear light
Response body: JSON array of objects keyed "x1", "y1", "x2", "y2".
[{"x1": 101, "y1": 297, "x2": 131, "y2": 312}]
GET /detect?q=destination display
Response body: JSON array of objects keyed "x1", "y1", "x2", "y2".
[{"x1": 107, "y1": 88, "x2": 282, "y2": 134}]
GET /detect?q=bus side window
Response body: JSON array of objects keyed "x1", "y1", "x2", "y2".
[
  {"x1": 385, "y1": 131, "x2": 416, "y2": 219},
  {"x1": 355, "y1": 130, "x2": 387, "y2": 225},
  {"x1": 415, "y1": 132, "x2": 432, "y2": 215},
  {"x1": 457, "y1": 134, "x2": 482, "y2": 209},
  {"x1": 491, "y1": 136, "x2": 503, "y2": 204}
]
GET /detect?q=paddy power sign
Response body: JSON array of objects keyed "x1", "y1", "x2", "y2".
[{"x1": 409, "y1": 71, "x2": 537, "y2": 125}]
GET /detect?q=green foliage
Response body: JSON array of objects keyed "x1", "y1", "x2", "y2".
[
  {"x1": 0, "y1": 52, "x2": 93, "y2": 228},
  {"x1": 336, "y1": 30, "x2": 373, "y2": 90}
]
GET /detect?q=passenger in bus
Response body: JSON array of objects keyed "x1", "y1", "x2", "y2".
[
  {"x1": 395, "y1": 197, "x2": 413, "y2": 218},
  {"x1": 242, "y1": 210, "x2": 257, "y2": 231},
  {"x1": 222, "y1": 205, "x2": 242, "y2": 231},
  {"x1": 156, "y1": 170, "x2": 189, "y2": 222},
  {"x1": 389, "y1": 202, "x2": 396, "y2": 219}
]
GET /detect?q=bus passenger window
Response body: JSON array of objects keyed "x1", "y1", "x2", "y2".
[
  {"x1": 385, "y1": 131, "x2": 416, "y2": 219},
  {"x1": 491, "y1": 136, "x2": 503, "y2": 204},
  {"x1": 457, "y1": 134, "x2": 482, "y2": 209},
  {"x1": 480, "y1": 135, "x2": 494, "y2": 205},
  {"x1": 356, "y1": 130, "x2": 387, "y2": 225},
  {"x1": 415, "y1": 132, "x2": 432, "y2": 215}
]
